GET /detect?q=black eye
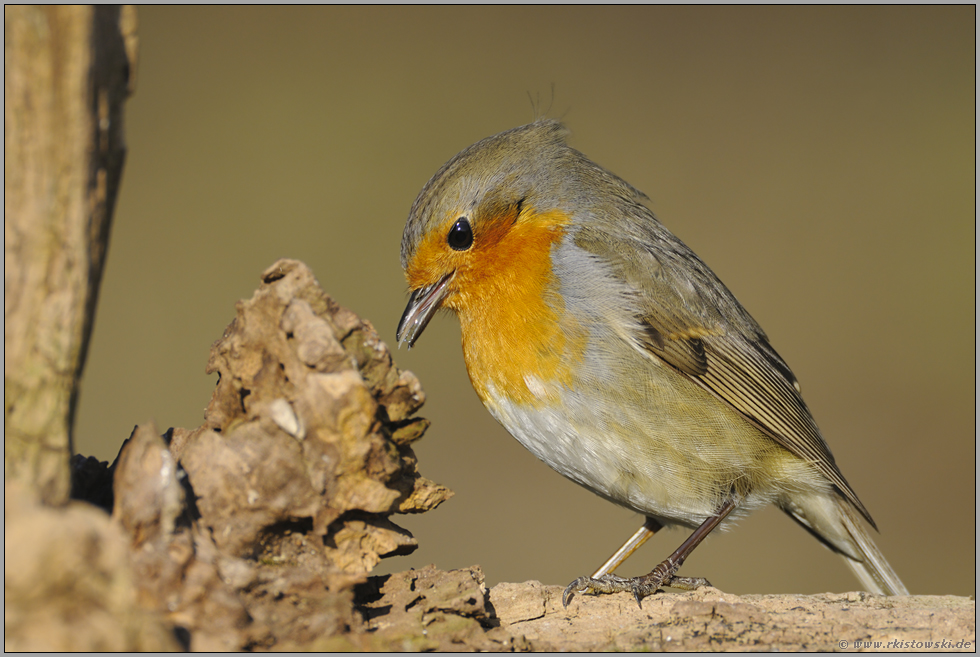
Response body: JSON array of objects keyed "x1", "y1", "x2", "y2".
[{"x1": 447, "y1": 217, "x2": 473, "y2": 251}]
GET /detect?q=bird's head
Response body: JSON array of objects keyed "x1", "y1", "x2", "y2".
[{"x1": 397, "y1": 120, "x2": 574, "y2": 348}]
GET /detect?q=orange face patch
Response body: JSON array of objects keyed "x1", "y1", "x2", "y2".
[{"x1": 406, "y1": 204, "x2": 586, "y2": 407}]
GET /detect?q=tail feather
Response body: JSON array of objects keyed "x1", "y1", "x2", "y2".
[
  {"x1": 835, "y1": 497, "x2": 908, "y2": 596},
  {"x1": 781, "y1": 492, "x2": 908, "y2": 596}
]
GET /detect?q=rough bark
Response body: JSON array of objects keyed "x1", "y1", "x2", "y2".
[
  {"x1": 6, "y1": 260, "x2": 451, "y2": 651},
  {"x1": 348, "y1": 567, "x2": 975, "y2": 652},
  {"x1": 485, "y1": 579, "x2": 975, "y2": 652},
  {"x1": 4, "y1": 5, "x2": 138, "y2": 504}
]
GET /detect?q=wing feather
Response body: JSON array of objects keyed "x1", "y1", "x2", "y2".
[{"x1": 574, "y1": 215, "x2": 875, "y2": 527}]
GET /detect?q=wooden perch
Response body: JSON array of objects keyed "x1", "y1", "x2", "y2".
[{"x1": 4, "y1": 5, "x2": 138, "y2": 504}]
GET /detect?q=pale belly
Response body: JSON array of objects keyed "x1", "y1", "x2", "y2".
[{"x1": 478, "y1": 372, "x2": 820, "y2": 530}]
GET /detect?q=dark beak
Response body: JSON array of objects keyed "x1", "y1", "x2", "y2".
[{"x1": 396, "y1": 273, "x2": 454, "y2": 348}]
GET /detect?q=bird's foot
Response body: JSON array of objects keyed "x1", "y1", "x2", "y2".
[{"x1": 561, "y1": 560, "x2": 711, "y2": 608}]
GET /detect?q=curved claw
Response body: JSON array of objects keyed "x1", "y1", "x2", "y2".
[{"x1": 561, "y1": 576, "x2": 591, "y2": 608}]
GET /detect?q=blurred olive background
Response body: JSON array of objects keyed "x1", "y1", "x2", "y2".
[{"x1": 75, "y1": 6, "x2": 974, "y2": 596}]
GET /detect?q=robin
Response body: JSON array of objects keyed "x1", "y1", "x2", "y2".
[{"x1": 396, "y1": 120, "x2": 907, "y2": 605}]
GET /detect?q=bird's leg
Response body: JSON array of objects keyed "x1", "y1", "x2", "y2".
[
  {"x1": 563, "y1": 498, "x2": 737, "y2": 608},
  {"x1": 590, "y1": 516, "x2": 663, "y2": 579}
]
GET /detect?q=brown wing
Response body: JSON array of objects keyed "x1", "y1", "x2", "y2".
[{"x1": 576, "y1": 220, "x2": 875, "y2": 527}]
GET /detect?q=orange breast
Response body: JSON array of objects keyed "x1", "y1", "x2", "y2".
[{"x1": 448, "y1": 209, "x2": 586, "y2": 407}]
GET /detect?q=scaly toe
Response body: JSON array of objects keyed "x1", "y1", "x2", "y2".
[
  {"x1": 562, "y1": 573, "x2": 636, "y2": 607},
  {"x1": 666, "y1": 575, "x2": 712, "y2": 591},
  {"x1": 629, "y1": 573, "x2": 666, "y2": 607}
]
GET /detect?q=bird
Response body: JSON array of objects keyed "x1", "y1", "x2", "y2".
[{"x1": 396, "y1": 119, "x2": 907, "y2": 605}]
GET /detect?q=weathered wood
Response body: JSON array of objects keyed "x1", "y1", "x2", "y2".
[{"x1": 4, "y1": 6, "x2": 137, "y2": 503}]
